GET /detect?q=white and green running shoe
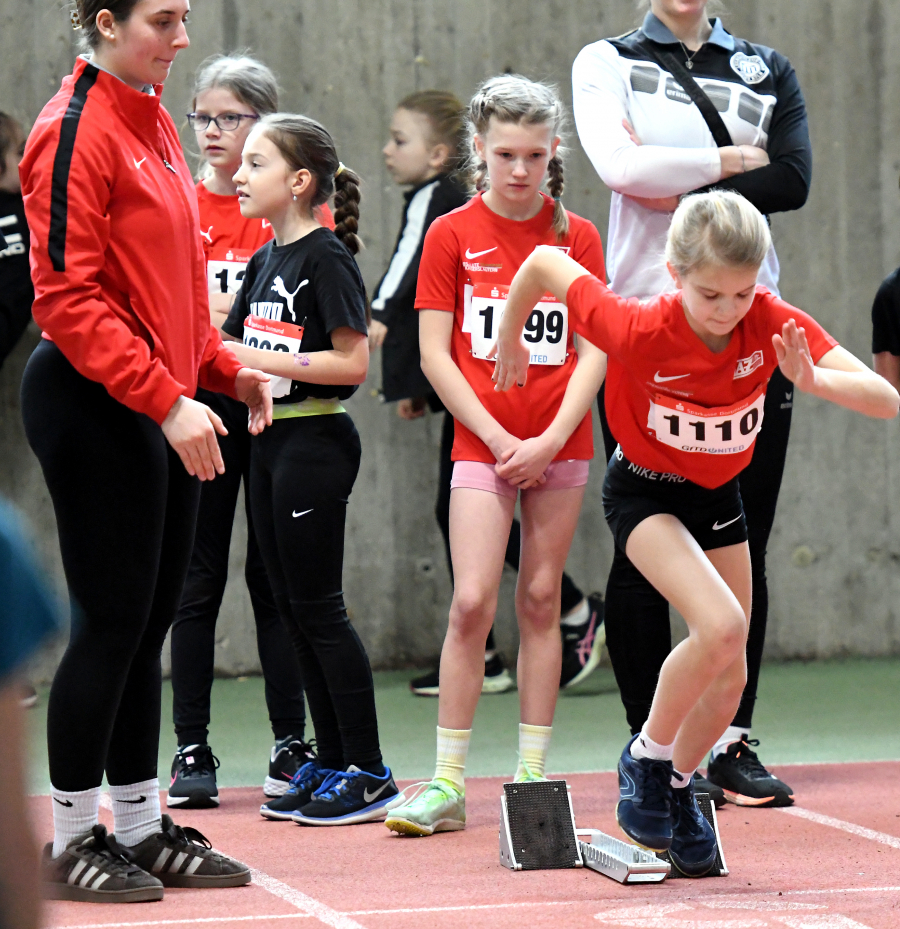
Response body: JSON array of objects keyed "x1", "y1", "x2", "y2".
[{"x1": 385, "y1": 779, "x2": 465, "y2": 837}]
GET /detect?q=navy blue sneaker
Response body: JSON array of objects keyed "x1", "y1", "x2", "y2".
[
  {"x1": 668, "y1": 779, "x2": 718, "y2": 877},
  {"x1": 616, "y1": 734, "x2": 674, "y2": 852},
  {"x1": 292, "y1": 766, "x2": 404, "y2": 826},
  {"x1": 260, "y1": 761, "x2": 336, "y2": 821}
]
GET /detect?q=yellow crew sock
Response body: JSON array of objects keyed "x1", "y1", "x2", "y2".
[
  {"x1": 434, "y1": 726, "x2": 470, "y2": 793},
  {"x1": 514, "y1": 723, "x2": 553, "y2": 780}
]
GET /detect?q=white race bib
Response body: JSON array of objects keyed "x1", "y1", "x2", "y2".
[
  {"x1": 243, "y1": 315, "x2": 305, "y2": 398},
  {"x1": 208, "y1": 247, "x2": 254, "y2": 295},
  {"x1": 469, "y1": 283, "x2": 568, "y2": 365},
  {"x1": 648, "y1": 384, "x2": 766, "y2": 455}
]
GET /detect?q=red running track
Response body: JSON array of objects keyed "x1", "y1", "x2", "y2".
[{"x1": 33, "y1": 762, "x2": 900, "y2": 929}]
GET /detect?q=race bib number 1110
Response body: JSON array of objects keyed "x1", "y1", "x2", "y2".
[{"x1": 469, "y1": 283, "x2": 568, "y2": 365}]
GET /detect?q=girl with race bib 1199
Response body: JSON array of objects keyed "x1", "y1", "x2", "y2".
[
  {"x1": 493, "y1": 190, "x2": 899, "y2": 876},
  {"x1": 385, "y1": 74, "x2": 607, "y2": 838}
]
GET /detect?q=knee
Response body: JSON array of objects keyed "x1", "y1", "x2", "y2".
[
  {"x1": 449, "y1": 588, "x2": 494, "y2": 637},
  {"x1": 516, "y1": 578, "x2": 558, "y2": 628},
  {"x1": 697, "y1": 609, "x2": 746, "y2": 669}
]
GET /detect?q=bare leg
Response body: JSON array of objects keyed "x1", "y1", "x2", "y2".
[
  {"x1": 516, "y1": 485, "x2": 586, "y2": 725},
  {"x1": 624, "y1": 515, "x2": 751, "y2": 770},
  {"x1": 437, "y1": 488, "x2": 515, "y2": 730}
]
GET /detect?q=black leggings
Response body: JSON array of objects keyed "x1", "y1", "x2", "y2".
[
  {"x1": 21, "y1": 341, "x2": 199, "y2": 791},
  {"x1": 435, "y1": 412, "x2": 586, "y2": 651},
  {"x1": 599, "y1": 369, "x2": 794, "y2": 735},
  {"x1": 170, "y1": 389, "x2": 306, "y2": 747},
  {"x1": 249, "y1": 413, "x2": 382, "y2": 773}
]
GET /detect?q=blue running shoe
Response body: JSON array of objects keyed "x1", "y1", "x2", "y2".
[
  {"x1": 292, "y1": 766, "x2": 404, "y2": 826},
  {"x1": 616, "y1": 734, "x2": 674, "y2": 852},
  {"x1": 260, "y1": 761, "x2": 336, "y2": 821},
  {"x1": 669, "y1": 778, "x2": 718, "y2": 877}
]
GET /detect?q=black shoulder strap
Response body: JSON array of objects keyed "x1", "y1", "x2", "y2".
[{"x1": 639, "y1": 41, "x2": 734, "y2": 148}]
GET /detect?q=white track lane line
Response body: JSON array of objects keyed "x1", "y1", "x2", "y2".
[
  {"x1": 251, "y1": 869, "x2": 369, "y2": 929},
  {"x1": 778, "y1": 807, "x2": 900, "y2": 850}
]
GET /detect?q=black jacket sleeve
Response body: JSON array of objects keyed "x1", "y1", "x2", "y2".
[
  {"x1": 872, "y1": 269, "x2": 900, "y2": 355},
  {"x1": 695, "y1": 48, "x2": 812, "y2": 215},
  {"x1": 0, "y1": 195, "x2": 35, "y2": 369}
]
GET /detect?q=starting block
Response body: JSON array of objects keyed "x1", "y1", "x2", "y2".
[{"x1": 499, "y1": 782, "x2": 726, "y2": 884}]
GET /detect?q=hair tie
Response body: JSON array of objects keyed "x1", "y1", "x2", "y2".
[
  {"x1": 552, "y1": 195, "x2": 562, "y2": 202},
  {"x1": 70, "y1": 6, "x2": 83, "y2": 29},
  {"x1": 335, "y1": 163, "x2": 346, "y2": 178}
]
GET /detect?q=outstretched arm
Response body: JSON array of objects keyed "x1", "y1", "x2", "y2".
[
  {"x1": 492, "y1": 247, "x2": 592, "y2": 392},
  {"x1": 774, "y1": 319, "x2": 899, "y2": 419}
]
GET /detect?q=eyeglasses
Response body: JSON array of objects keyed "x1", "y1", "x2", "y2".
[{"x1": 187, "y1": 112, "x2": 259, "y2": 132}]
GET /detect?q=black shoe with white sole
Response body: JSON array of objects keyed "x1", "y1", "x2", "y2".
[
  {"x1": 167, "y1": 743, "x2": 219, "y2": 809},
  {"x1": 125, "y1": 815, "x2": 251, "y2": 888},
  {"x1": 265, "y1": 738, "x2": 317, "y2": 797},
  {"x1": 706, "y1": 738, "x2": 794, "y2": 807},
  {"x1": 292, "y1": 766, "x2": 404, "y2": 825},
  {"x1": 41, "y1": 824, "x2": 164, "y2": 903}
]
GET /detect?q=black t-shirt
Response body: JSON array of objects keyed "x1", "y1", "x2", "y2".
[
  {"x1": 223, "y1": 227, "x2": 368, "y2": 403},
  {"x1": 872, "y1": 268, "x2": 900, "y2": 355}
]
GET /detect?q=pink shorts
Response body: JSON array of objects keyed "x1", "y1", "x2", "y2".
[{"x1": 450, "y1": 459, "x2": 590, "y2": 500}]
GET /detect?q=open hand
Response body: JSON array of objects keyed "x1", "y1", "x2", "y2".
[
  {"x1": 235, "y1": 367, "x2": 273, "y2": 435},
  {"x1": 773, "y1": 319, "x2": 816, "y2": 392},
  {"x1": 161, "y1": 396, "x2": 228, "y2": 481}
]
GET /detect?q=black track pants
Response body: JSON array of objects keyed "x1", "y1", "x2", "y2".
[
  {"x1": 249, "y1": 413, "x2": 382, "y2": 773},
  {"x1": 21, "y1": 341, "x2": 199, "y2": 791},
  {"x1": 435, "y1": 411, "x2": 586, "y2": 644},
  {"x1": 598, "y1": 369, "x2": 793, "y2": 735},
  {"x1": 170, "y1": 389, "x2": 306, "y2": 747}
]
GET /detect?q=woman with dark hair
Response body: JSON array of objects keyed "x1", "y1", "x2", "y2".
[
  {"x1": 573, "y1": 0, "x2": 812, "y2": 808},
  {"x1": 21, "y1": 0, "x2": 271, "y2": 902}
]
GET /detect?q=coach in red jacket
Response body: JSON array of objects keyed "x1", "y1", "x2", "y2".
[{"x1": 19, "y1": 0, "x2": 270, "y2": 901}]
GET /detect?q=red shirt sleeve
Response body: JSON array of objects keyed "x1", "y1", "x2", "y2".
[
  {"x1": 565, "y1": 272, "x2": 642, "y2": 357},
  {"x1": 197, "y1": 324, "x2": 242, "y2": 397},
  {"x1": 415, "y1": 218, "x2": 460, "y2": 313}
]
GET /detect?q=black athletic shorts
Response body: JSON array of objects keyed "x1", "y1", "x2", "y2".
[{"x1": 602, "y1": 446, "x2": 748, "y2": 553}]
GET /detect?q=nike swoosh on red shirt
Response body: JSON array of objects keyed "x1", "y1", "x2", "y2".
[{"x1": 465, "y1": 247, "x2": 498, "y2": 260}]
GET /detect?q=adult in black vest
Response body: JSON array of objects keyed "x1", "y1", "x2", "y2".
[{"x1": 573, "y1": 0, "x2": 812, "y2": 808}]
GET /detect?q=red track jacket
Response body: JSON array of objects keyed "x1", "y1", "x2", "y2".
[{"x1": 21, "y1": 58, "x2": 243, "y2": 425}]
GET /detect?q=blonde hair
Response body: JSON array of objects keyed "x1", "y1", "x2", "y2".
[
  {"x1": 192, "y1": 54, "x2": 279, "y2": 117},
  {"x1": 666, "y1": 191, "x2": 771, "y2": 276},
  {"x1": 465, "y1": 74, "x2": 569, "y2": 240},
  {"x1": 397, "y1": 90, "x2": 466, "y2": 172}
]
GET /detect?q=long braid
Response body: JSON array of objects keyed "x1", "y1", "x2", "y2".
[
  {"x1": 547, "y1": 154, "x2": 569, "y2": 240},
  {"x1": 333, "y1": 167, "x2": 363, "y2": 256}
]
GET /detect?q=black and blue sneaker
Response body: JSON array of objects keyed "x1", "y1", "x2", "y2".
[
  {"x1": 260, "y1": 760, "x2": 336, "y2": 821},
  {"x1": 292, "y1": 766, "x2": 404, "y2": 826},
  {"x1": 668, "y1": 779, "x2": 718, "y2": 877},
  {"x1": 616, "y1": 734, "x2": 674, "y2": 852}
]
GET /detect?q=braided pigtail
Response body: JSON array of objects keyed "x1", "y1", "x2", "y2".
[
  {"x1": 547, "y1": 154, "x2": 569, "y2": 240},
  {"x1": 332, "y1": 166, "x2": 363, "y2": 256}
]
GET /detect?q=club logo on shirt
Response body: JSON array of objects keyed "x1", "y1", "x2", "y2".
[
  {"x1": 730, "y1": 52, "x2": 770, "y2": 86},
  {"x1": 734, "y1": 350, "x2": 764, "y2": 379}
]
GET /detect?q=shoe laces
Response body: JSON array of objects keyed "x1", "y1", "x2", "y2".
[
  {"x1": 514, "y1": 756, "x2": 547, "y2": 783},
  {"x1": 77, "y1": 825, "x2": 140, "y2": 874},
  {"x1": 399, "y1": 779, "x2": 459, "y2": 806},
  {"x1": 286, "y1": 760, "x2": 327, "y2": 794},
  {"x1": 157, "y1": 814, "x2": 213, "y2": 851},
  {"x1": 729, "y1": 738, "x2": 770, "y2": 778},
  {"x1": 314, "y1": 768, "x2": 361, "y2": 800},
  {"x1": 639, "y1": 758, "x2": 674, "y2": 812},
  {"x1": 175, "y1": 745, "x2": 219, "y2": 778}
]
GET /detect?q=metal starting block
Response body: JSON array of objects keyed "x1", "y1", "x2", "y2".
[
  {"x1": 499, "y1": 784, "x2": 727, "y2": 884},
  {"x1": 656, "y1": 792, "x2": 729, "y2": 878}
]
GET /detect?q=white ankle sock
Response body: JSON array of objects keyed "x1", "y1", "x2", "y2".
[
  {"x1": 110, "y1": 778, "x2": 161, "y2": 847},
  {"x1": 51, "y1": 785, "x2": 101, "y2": 858},
  {"x1": 434, "y1": 726, "x2": 470, "y2": 792},
  {"x1": 630, "y1": 730, "x2": 674, "y2": 762},
  {"x1": 560, "y1": 598, "x2": 589, "y2": 627},
  {"x1": 514, "y1": 723, "x2": 553, "y2": 780},
  {"x1": 711, "y1": 726, "x2": 749, "y2": 760},
  {"x1": 671, "y1": 768, "x2": 693, "y2": 789}
]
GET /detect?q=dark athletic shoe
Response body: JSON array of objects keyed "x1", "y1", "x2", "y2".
[
  {"x1": 560, "y1": 593, "x2": 606, "y2": 689},
  {"x1": 167, "y1": 743, "x2": 220, "y2": 809},
  {"x1": 410, "y1": 654, "x2": 514, "y2": 697},
  {"x1": 292, "y1": 766, "x2": 404, "y2": 826},
  {"x1": 706, "y1": 737, "x2": 794, "y2": 807},
  {"x1": 616, "y1": 734, "x2": 674, "y2": 852},
  {"x1": 668, "y1": 779, "x2": 718, "y2": 877},
  {"x1": 41, "y1": 824, "x2": 164, "y2": 903},
  {"x1": 693, "y1": 772, "x2": 726, "y2": 809},
  {"x1": 265, "y1": 738, "x2": 317, "y2": 797},
  {"x1": 125, "y1": 815, "x2": 251, "y2": 888},
  {"x1": 260, "y1": 760, "x2": 337, "y2": 821}
]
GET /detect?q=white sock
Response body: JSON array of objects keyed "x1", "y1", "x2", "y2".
[
  {"x1": 515, "y1": 723, "x2": 553, "y2": 780},
  {"x1": 434, "y1": 726, "x2": 470, "y2": 792},
  {"x1": 560, "y1": 598, "x2": 589, "y2": 627},
  {"x1": 671, "y1": 768, "x2": 693, "y2": 790},
  {"x1": 110, "y1": 778, "x2": 161, "y2": 847},
  {"x1": 51, "y1": 785, "x2": 101, "y2": 858},
  {"x1": 630, "y1": 730, "x2": 674, "y2": 762},
  {"x1": 711, "y1": 725, "x2": 749, "y2": 760}
]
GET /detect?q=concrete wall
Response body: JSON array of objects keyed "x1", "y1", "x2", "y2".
[{"x1": 3, "y1": 1, "x2": 900, "y2": 682}]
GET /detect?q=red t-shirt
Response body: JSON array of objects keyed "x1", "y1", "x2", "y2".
[
  {"x1": 196, "y1": 181, "x2": 335, "y2": 294},
  {"x1": 566, "y1": 275, "x2": 838, "y2": 488},
  {"x1": 415, "y1": 193, "x2": 606, "y2": 463}
]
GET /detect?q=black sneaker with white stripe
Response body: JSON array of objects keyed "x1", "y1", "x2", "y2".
[
  {"x1": 125, "y1": 815, "x2": 251, "y2": 888},
  {"x1": 41, "y1": 824, "x2": 164, "y2": 903},
  {"x1": 167, "y1": 743, "x2": 219, "y2": 809},
  {"x1": 265, "y1": 737, "x2": 317, "y2": 797}
]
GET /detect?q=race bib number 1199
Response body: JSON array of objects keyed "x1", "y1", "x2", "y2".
[{"x1": 469, "y1": 283, "x2": 568, "y2": 365}]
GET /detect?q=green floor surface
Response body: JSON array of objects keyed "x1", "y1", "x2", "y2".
[{"x1": 26, "y1": 657, "x2": 900, "y2": 795}]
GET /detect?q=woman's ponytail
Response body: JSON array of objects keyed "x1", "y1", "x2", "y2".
[{"x1": 333, "y1": 166, "x2": 363, "y2": 256}]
